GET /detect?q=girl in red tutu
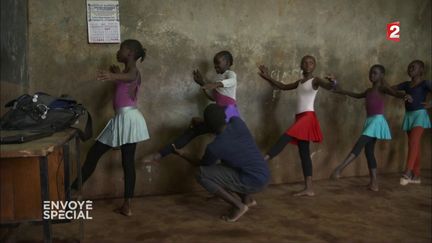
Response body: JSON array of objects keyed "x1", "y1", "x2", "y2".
[{"x1": 257, "y1": 55, "x2": 335, "y2": 196}]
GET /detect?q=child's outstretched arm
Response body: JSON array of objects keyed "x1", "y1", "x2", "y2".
[
  {"x1": 202, "y1": 71, "x2": 236, "y2": 90},
  {"x1": 422, "y1": 100, "x2": 432, "y2": 109},
  {"x1": 319, "y1": 74, "x2": 365, "y2": 98},
  {"x1": 380, "y1": 82, "x2": 412, "y2": 102},
  {"x1": 257, "y1": 64, "x2": 299, "y2": 90},
  {"x1": 313, "y1": 75, "x2": 337, "y2": 91},
  {"x1": 193, "y1": 70, "x2": 216, "y2": 101},
  {"x1": 332, "y1": 83, "x2": 366, "y2": 99},
  {"x1": 97, "y1": 65, "x2": 138, "y2": 82},
  {"x1": 202, "y1": 89, "x2": 216, "y2": 101},
  {"x1": 333, "y1": 88, "x2": 366, "y2": 99},
  {"x1": 193, "y1": 70, "x2": 206, "y2": 86}
]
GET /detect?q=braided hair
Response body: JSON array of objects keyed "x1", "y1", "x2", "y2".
[{"x1": 122, "y1": 39, "x2": 147, "y2": 62}]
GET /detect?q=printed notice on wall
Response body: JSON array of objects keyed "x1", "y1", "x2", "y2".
[{"x1": 87, "y1": 0, "x2": 120, "y2": 43}]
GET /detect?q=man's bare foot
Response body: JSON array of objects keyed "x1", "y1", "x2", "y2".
[
  {"x1": 293, "y1": 189, "x2": 315, "y2": 197},
  {"x1": 330, "y1": 169, "x2": 341, "y2": 180},
  {"x1": 143, "y1": 153, "x2": 162, "y2": 163},
  {"x1": 245, "y1": 199, "x2": 257, "y2": 207},
  {"x1": 221, "y1": 205, "x2": 249, "y2": 222},
  {"x1": 208, "y1": 190, "x2": 239, "y2": 202},
  {"x1": 241, "y1": 196, "x2": 257, "y2": 207},
  {"x1": 368, "y1": 182, "x2": 379, "y2": 192}
]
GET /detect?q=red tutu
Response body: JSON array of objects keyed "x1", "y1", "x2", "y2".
[{"x1": 285, "y1": 111, "x2": 323, "y2": 144}]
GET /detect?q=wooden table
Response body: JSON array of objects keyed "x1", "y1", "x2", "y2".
[{"x1": 0, "y1": 129, "x2": 83, "y2": 243}]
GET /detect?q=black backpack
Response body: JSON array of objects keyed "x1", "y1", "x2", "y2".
[{"x1": 0, "y1": 92, "x2": 92, "y2": 144}]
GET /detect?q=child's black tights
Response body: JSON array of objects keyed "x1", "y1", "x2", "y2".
[
  {"x1": 159, "y1": 121, "x2": 210, "y2": 157},
  {"x1": 267, "y1": 133, "x2": 312, "y2": 177},
  {"x1": 72, "y1": 141, "x2": 137, "y2": 198},
  {"x1": 350, "y1": 135, "x2": 377, "y2": 169}
]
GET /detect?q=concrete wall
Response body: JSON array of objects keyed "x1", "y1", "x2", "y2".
[
  {"x1": 5, "y1": 0, "x2": 431, "y2": 198},
  {"x1": 0, "y1": 0, "x2": 28, "y2": 115}
]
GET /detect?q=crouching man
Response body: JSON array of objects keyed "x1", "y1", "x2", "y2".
[{"x1": 173, "y1": 104, "x2": 270, "y2": 222}]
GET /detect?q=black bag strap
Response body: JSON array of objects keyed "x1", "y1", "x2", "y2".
[
  {"x1": 0, "y1": 131, "x2": 55, "y2": 144},
  {"x1": 0, "y1": 113, "x2": 92, "y2": 144},
  {"x1": 4, "y1": 94, "x2": 30, "y2": 108},
  {"x1": 73, "y1": 111, "x2": 93, "y2": 141}
]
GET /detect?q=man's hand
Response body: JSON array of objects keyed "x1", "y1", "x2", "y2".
[
  {"x1": 171, "y1": 144, "x2": 200, "y2": 166},
  {"x1": 190, "y1": 117, "x2": 204, "y2": 128},
  {"x1": 172, "y1": 144, "x2": 185, "y2": 156}
]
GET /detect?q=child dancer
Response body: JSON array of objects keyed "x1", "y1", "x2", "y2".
[
  {"x1": 257, "y1": 55, "x2": 335, "y2": 196},
  {"x1": 393, "y1": 60, "x2": 431, "y2": 185},
  {"x1": 329, "y1": 65, "x2": 411, "y2": 191},
  {"x1": 72, "y1": 39, "x2": 149, "y2": 216},
  {"x1": 193, "y1": 50, "x2": 239, "y2": 116},
  {"x1": 145, "y1": 51, "x2": 240, "y2": 161}
]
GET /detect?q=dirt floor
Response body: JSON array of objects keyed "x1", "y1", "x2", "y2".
[{"x1": 2, "y1": 171, "x2": 431, "y2": 243}]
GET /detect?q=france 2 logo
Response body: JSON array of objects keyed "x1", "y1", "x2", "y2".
[{"x1": 387, "y1": 22, "x2": 400, "y2": 42}]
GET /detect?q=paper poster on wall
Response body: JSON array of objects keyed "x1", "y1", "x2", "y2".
[{"x1": 87, "y1": 0, "x2": 120, "y2": 43}]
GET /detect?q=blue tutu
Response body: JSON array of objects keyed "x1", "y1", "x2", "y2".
[
  {"x1": 402, "y1": 109, "x2": 431, "y2": 131},
  {"x1": 362, "y1": 115, "x2": 392, "y2": 140}
]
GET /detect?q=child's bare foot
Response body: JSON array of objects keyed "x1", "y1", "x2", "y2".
[
  {"x1": 221, "y1": 205, "x2": 248, "y2": 222},
  {"x1": 114, "y1": 205, "x2": 132, "y2": 217},
  {"x1": 70, "y1": 188, "x2": 83, "y2": 200},
  {"x1": 293, "y1": 188, "x2": 315, "y2": 197},
  {"x1": 368, "y1": 182, "x2": 379, "y2": 192},
  {"x1": 143, "y1": 153, "x2": 161, "y2": 163},
  {"x1": 330, "y1": 169, "x2": 341, "y2": 180},
  {"x1": 114, "y1": 200, "x2": 132, "y2": 217}
]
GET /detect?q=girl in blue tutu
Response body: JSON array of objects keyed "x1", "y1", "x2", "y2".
[
  {"x1": 393, "y1": 60, "x2": 432, "y2": 186},
  {"x1": 72, "y1": 39, "x2": 150, "y2": 216},
  {"x1": 330, "y1": 64, "x2": 411, "y2": 191}
]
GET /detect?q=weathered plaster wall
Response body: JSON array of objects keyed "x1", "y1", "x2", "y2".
[
  {"x1": 21, "y1": 0, "x2": 432, "y2": 198},
  {"x1": 0, "y1": 0, "x2": 28, "y2": 115}
]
